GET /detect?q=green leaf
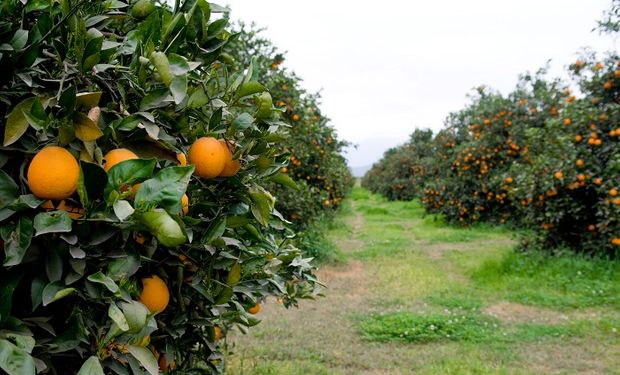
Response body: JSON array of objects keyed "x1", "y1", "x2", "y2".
[
  {"x1": 78, "y1": 161, "x2": 107, "y2": 207},
  {"x1": 0, "y1": 273, "x2": 22, "y2": 325},
  {"x1": 249, "y1": 189, "x2": 272, "y2": 226},
  {"x1": 104, "y1": 159, "x2": 156, "y2": 203},
  {"x1": 236, "y1": 81, "x2": 266, "y2": 99},
  {"x1": 4, "y1": 97, "x2": 35, "y2": 146},
  {"x1": 202, "y1": 216, "x2": 226, "y2": 244},
  {"x1": 59, "y1": 85, "x2": 77, "y2": 117},
  {"x1": 107, "y1": 250, "x2": 140, "y2": 280},
  {"x1": 0, "y1": 339, "x2": 35, "y2": 375},
  {"x1": 126, "y1": 345, "x2": 158, "y2": 375},
  {"x1": 9, "y1": 195, "x2": 44, "y2": 211},
  {"x1": 270, "y1": 173, "x2": 299, "y2": 190},
  {"x1": 0, "y1": 170, "x2": 20, "y2": 210},
  {"x1": 73, "y1": 112, "x2": 103, "y2": 141},
  {"x1": 138, "y1": 209, "x2": 187, "y2": 247},
  {"x1": 188, "y1": 87, "x2": 208, "y2": 108},
  {"x1": 82, "y1": 28, "x2": 103, "y2": 71},
  {"x1": 120, "y1": 301, "x2": 148, "y2": 333},
  {"x1": 42, "y1": 282, "x2": 76, "y2": 306},
  {"x1": 33, "y1": 211, "x2": 72, "y2": 236},
  {"x1": 112, "y1": 200, "x2": 134, "y2": 221},
  {"x1": 77, "y1": 356, "x2": 105, "y2": 375},
  {"x1": 108, "y1": 304, "x2": 129, "y2": 332},
  {"x1": 215, "y1": 285, "x2": 233, "y2": 304},
  {"x1": 87, "y1": 271, "x2": 119, "y2": 293},
  {"x1": 140, "y1": 88, "x2": 172, "y2": 111},
  {"x1": 134, "y1": 166, "x2": 194, "y2": 214},
  {"x1": 3, "y1": 217, "x2": 33, "y2": 267},
  {"x1": 168, "y1": 53, "x2": 190, "y2": 75},
  {"x1": 10, "y1": 29, "x2": 29, "y2": 50},
  {"x1": 170, "y1": 75, "x2": 188, "y2": 104},
  {"x1": 232, "y1": 113, "x2": 254, "y2": 131},
  {"x1": 226, "y1": 262, "x2": 241, "y2": 285}
]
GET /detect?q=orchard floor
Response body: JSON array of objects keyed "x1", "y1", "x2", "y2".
[{"x1": 227, "y1": 187, "x2": 620, "y2": 374}]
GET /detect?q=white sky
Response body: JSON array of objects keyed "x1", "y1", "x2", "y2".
[{"x1": 219, "y1": 0, "x2": 618, "y2": 168}]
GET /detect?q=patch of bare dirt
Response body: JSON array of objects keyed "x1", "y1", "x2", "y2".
[{"x1": 483, "y1": 301, "x2": 570, "y2": 324}]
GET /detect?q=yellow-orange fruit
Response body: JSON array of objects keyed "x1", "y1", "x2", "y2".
[
  {"x1": 41, "y1": 200, "x2": 84, "y2": 220},
  {"x1": 181, "y1": 194, "x2": 189, "y2": 216},
  {"x1": 247, "y1": 303, "x2": 261, "y2": 314},
  {"x1": 104, "y1": 148, "x2": 138, "y2": 172},
  {"x1": 176, "y1": 153, "x2": 187, "y2": 166},
  {"x1": 188, "y1": 137, "x2": 227, "y2": 178},
  {"x1": 139, "y1": 275, "x2": 170, "y2": 313},
  {"x1": 218, "y1": 139, "x2": 241, "y2": 177},
  {"x1": 27, "y1": 147, "x2": 79, "y2": 200}
]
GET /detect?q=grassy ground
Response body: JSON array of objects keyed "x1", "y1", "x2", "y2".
[{"x1": 227, "y1": 187, "x2": 620, "y2": 374}]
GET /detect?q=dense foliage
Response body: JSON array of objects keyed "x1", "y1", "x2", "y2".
[
  {"x1": 0, "y1": 1, "x2": 325, "y2": 374},
  {"x1": 363, "y1": 62, "x2": 620, "y2": 256}
]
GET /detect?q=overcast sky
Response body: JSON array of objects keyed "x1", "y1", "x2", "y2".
[{"x1": 219, "y1": 1, "x2": 617, "y2": 168}]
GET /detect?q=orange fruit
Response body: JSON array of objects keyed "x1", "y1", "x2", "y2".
[
  {"x1": 188, "y1": 137, "x2": 227, "y2": 178},
  {"x1": 218, "y1": 140, "x2": 241, "y2": 177},
  {"x1": 181, "y1": 194, "x2": 189, "y2": 216},
  {"x1": 603, "y1": 80, "x2": 613, "y2": 90},
  {"x1": 104, "y1": 148, "x2": 138, "y2": 172},
  {"x1": 588, "y1": 224, "x2": 596, "y2": 232},
  {"x1": 27, "y1": 146, "x2": 79, "y2": 200},
  {"x1": 139, "y1": 275, "x2": 170, "y2": 313},
  {"x1": 564, "y1": 118, "x2": 571, "y2": 126},
  {"x1": 554, "y1": 171, "x2": 563, "y2": 179},
  {"x1": 575, "y1": 135, "x2": 582, "y2": 142},
  {"x1": 612, "y1": 238, "x2": 620, "y2": 246},
  {"x1": 576, "y1": 159, "x2": 584, "y2": 167},
  {"x1": 247, "y1": 303, "x2": 261, "y2": 314},
  {"x1": 214, "y1": 326, "x2": 222, "y2": 341},
  {"x1": 505, "y1": 177, "x2": 513, "y2": 184},
  {"x1": 610, "y1": 188, "x2": 618, "y2": 197},
  {"x1": 41, "y1": 200, "x2": 84, "y2": 220},
  {"x1": 577, "y1": 173, "x2": 586, "y2": 182},
  {"x1": 176, "y1": 152, "x2": 187, "y2": 166},
  {"x1": 292, "y1": 114, "x2": 300, "y2": 121},
  {"x1": 158, "y1": 353, "x2": 175, "y2": 372},
  {"x1": 594, "y1": 178, "x2": 603, "y2": 185}
]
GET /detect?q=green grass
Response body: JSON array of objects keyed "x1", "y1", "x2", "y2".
[
  {"x1": 228, "y1": 187, "x2": 620, "y2": 374},
  {"x1": 472, "y1": 250, "x2": 620, "y2": 309}
]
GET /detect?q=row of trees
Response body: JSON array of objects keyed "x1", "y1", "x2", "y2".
[
  {"x1": 364, "y1": 49, "x2": 619, "y2": 256},
  {"x1": 0, "y1": 0, "x2": 351, "y2": 374}
]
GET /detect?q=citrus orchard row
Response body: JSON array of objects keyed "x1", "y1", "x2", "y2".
[
  {"x1": 364, "y1": 58, "x2": 620, "y2": 256},
  {"x1": 0, "y1": 1, "x2": 348, "y2": 374}
]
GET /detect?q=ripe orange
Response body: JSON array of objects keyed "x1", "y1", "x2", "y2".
[
  {"x1": 247, "y1": 303, "x2": 261, "y2": 314},
  {"x1": 139, "y1": 275, "x2": 170, "y2": 313},
  {"x1": 575, "y1": 135, "x2": 582, "y2": 142},
  {"x1": 181, "y1": 194, "x2": 189, "y2": 216},
  {"x1": 218, "y1": 140, "x2": 241, "y2": 177},
  {"x1": 576, "y1": 159, "x2": 584, "y2": 167},
  {"x1": 554, "y1": 171, "x2": 563, "y2": 179},
  {"x1": 610, "y1": 188, "x2": 618, "y2": 197},
  {"x1": 577, "y1": 173, "x2": 586, "y2": 182},
  {"x1": 612, "y1": 238, "x2": 620, "y2": 246},
  {"x1": 587, "y1": 224, "x2": 596, "y2": 232},
  {"x1": 104, "y1": 148, "x2": 138, "y2": 172},
  {"x1": 292, "y1": 114, "x2": 300, "y2": 121},
  {"x1": 603, "y1": 80, "x2": 613, "y2": 90},
  {"x1": 27, "y1": 146, "x2": 79, "y2": 200},
  {"x1": 505, "y1": 177, "x2": 513, "y2": 184},
  {"x1": 594, "y1": 178, "x2": 603, "y2": 185},
  {"x1": 188, "y1": 137, "x2": 227, "y2": 178},
  {"x1": 564, "y1": 118, "x2": 571, "y2": 126}
]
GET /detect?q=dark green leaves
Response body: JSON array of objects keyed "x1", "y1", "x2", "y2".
[
  {"x1": 134, "y1": 165, "x2": 194, "y2": 214},
  {"x1": 78, "y1": 161, "x2": 107, "y2": 207},
  {"x1": 76, "y1": 356, "x2": 104, "y2": 375},
  {"x1": 104, "y1": 159, "x2": 156, "y2": 203},
  {"x1": 2, "y1": 217, "x2": 33, "y2": 266},
  {"x1": 4, "y1": 97, "x2": 35, "y2": 146},
  {"x1": 0, "y1": 170, "x2": 19, "y2": 210},
  {"x1": 0, "y1": 273, "x2": 22, "y2": 325}
]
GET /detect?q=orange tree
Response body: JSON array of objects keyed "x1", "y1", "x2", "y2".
[
  {"x1": 507, "y1": 55, "x2": 620, "y2": 255},
  {"x1": 228, "y1": 25, "x2": 353, "y2": 230},
  {"x1": 0, "y1": 1, "x2": 321, "y2": 374},
  {"x1": 362, "y1": 129, "x2": 435, "y2": 201}
]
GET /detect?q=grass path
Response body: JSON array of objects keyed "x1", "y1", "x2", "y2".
[{"x1": 228, "y1": 188, "x2": 620, "y2": 374}]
